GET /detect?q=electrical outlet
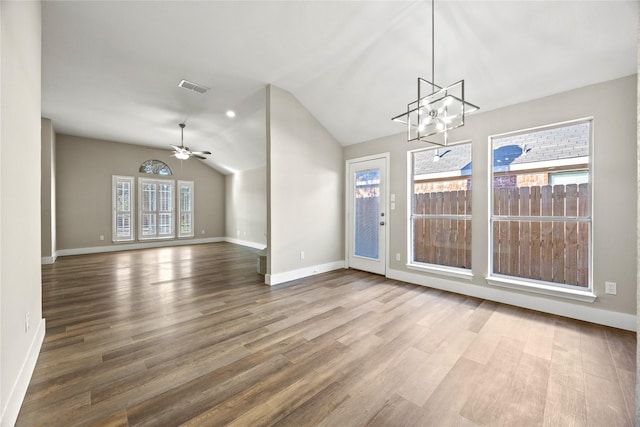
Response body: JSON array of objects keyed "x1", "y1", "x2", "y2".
[
  {"x1": 25, "y1": 311, "x2": 30, "y2": 333},
  {"x1": 99, "y1": 235, "x2": 105, "y2": 241},
  {"x1": 396, "y1": 253, "x2": 401, "y2": 261},
  {"x1": 201, "y1": 229, "x2": 205, "y2": 235},
  {"x1": 300, "y1": 251, "x2": 305, "y2": 260},
  {"x1": 605, "y1": 281, "x2": 617, "y2": 295}
]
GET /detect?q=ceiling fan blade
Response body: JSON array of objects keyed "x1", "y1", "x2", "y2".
[
  {"x1": 192, "y1": 154, "x2": 207, "y2": 160},
  {"x1": 190, "y1": 151, "x2": 211, "y2": 155},
  {"x1": 169, "y1": 144, "x2": 182, "y2": 151}
]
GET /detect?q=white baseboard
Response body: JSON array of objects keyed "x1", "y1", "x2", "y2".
[
  {"x1": 224, "y1": 237, "x2": 267, "y2": 250},
  {"x1": 1, "y1": 318, "x2": 46, "y2": 427},
  {"x1": 266, "y1": 260, "x2": 346, "y2": 286},
  {"x1": 41, "y1": 255, "x2": 57, "y2": 265},
  {"x1": 387, "y1": 268, "x2": 636, "y2": 331},
  {"x1": 55, "y1": 237, "x2": 226, "y2": 257}
]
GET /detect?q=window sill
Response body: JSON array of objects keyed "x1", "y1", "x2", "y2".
[
  {"x1": 138, "y1": 236, "x2": 175, "y2": 241},
  {"x1": 406, "y1": 263, "x2": 473, "y2": 281},
  {"x1": 486, "y1": 275, "x2": 596, "y2": 303}
]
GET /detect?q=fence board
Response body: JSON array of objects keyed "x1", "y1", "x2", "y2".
[
  {"x1": 442, "y1": 191, "x2": 452, "y2": 267},
  {"x1": 552, "y1": 185, "x2": 565, "y2": 284},
  {"x1": 530, "y1": 186, "x2": 541, "y2": 280},
  {"x1": 434, "y1": 192, "x2": 444, "y2": 265},
  {"x1": 565, "y1": 185, "x2": 578, "y2": 285},
  {"x1": 456, "y1": 190, "x2": 465, "y2": 267},
  {"x1": 540, "y1": 186, "x2": 553, "y2": 281},
  {"x1": 493, "y1": 189, "x2": 500, "y2": 273},
  {"x1": 414, "y1": 194, "x2": 424, "y2": 263},
  {"x1": 519, "y1": 187, "x2": 531, "y2": 279},
  {"x1": 577, "y1": 183, "x2": 589, "y2": 286},
  {"x1": 508, "y1": 188, "x2": 520, "y2": 276}
]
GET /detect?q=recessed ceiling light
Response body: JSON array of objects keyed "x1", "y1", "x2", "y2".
[{"x1": 225, "y1": 110, "x2": 236, "y2": 118}]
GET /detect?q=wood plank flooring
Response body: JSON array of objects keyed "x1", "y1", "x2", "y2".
[{"x1": 16, "y1": 242, "x2": 635, "y2": 426}]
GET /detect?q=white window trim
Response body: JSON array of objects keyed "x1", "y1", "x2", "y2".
[
  {"x1": 408, "y1": 141, "x2": 473, "y2": 274},
  {"x1": 112, "y1": 175, "x2": 135, "y2": 242},
  {"x1": 488, "y1": 117, "x2": 594, "y2": 295},
  {"x1": 138, "y1": 178, "x2": 175, "y2": 241},
  {"x1": 407, "y1": 263, "x2": 473, "y2": 281},
  {"x1": 178, "y1": 180, "x2": 194, "y2": 238},
  {"x1": 486, "y1": 275, "x2": 596, "y2": 303}
]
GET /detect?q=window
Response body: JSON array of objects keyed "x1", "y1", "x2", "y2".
[
  {"x1": 410, "y1": 142, "x2": 472, "y2": 270},
  {"x1": 139, "y1": 159, "x2": 172, "y2": 176},
  {"x1": 112, "y1": 176, "x2": 135, "y2": 242},
  {"x1": 549, "y1": 171, "x2": 589, "y2": 186},
  {"x1": 490, "y1": 120, "x2": 591, "y2": 290},
  {"x1": 354, "y1": 169, "x2": 380, "y2": 259},
  {"x1": 178, "y1": 181, "x2": 194, "y2": 238},
  {"x1": 139, "y1": 178, "x2": 175, "y2": 240}
]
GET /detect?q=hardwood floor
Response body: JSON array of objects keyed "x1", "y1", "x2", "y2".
[{"x1": 17, "y1": 242, "x2": 635, "y2": 426}]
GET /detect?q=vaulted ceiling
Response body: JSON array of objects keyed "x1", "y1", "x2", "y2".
[{"x1": 42, "y1": 1, "x2": 638, "y2": 174}]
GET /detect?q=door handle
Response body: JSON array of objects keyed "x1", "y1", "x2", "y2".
[{"x1": 380, "y1": 221, "x2": 385, "y2": 226}]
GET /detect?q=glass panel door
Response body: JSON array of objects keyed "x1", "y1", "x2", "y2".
[{"x1": 347, "y1": 157, "x2": 387, "y2": 275}]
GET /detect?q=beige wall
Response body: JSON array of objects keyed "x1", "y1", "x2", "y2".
[
  {"x1": 41, "y1": 118, "x2": 56, "y2": 260},
  {"x1": 225, "y1": 166, "x2": 267, "y2": 247},
  {"x1": 1, "y1": 2, "x2": 44, "y2": 425},
  {"x1": 345, "y1": 75, "x2": 637, "y2": 317},
  {"x1": 267, "y1": 85, "x2": 344, "y2": 278},
  {"x1": 56, "y1": 134, "x2": 225, "y2": 250}
]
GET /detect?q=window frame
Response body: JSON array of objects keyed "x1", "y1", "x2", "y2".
[
  {"x1": 139, "y1": 159, "x2": 173, "y2": 176},
  {"x1": 487, "y1": 118, "x2": 595, "y2": 302},
  {"x1": 112, "y1": 175, "x2": 135, "y2": 243},
  {"x1": 407, "y1": 141, "x2": 473, "y2": 279},
  {"x1": 138, "y1": 177, "x2": 175, "y2": 241},
  {"x1": 178, "y1": 180, "x2": 195, "y2": 238}
]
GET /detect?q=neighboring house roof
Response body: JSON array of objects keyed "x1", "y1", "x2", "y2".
[{"x1": 414, "y1": 122, "x2": 590, "y2": 178}]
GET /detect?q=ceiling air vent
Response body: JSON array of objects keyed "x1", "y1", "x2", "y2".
[{"x1": 178, "y1": 79, "x2": 209, "y2": 94}]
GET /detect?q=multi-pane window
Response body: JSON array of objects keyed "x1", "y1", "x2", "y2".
[
  {"x1": 112, "y1": 176, "x2": 135, "y2": 242},
  {"x1": 113, "y1": 176, "x2": 196, "y2": 242},
  {"x1": 178, "y1": 181, "x2": 194, "y2": 238},
  {"x1": 139, "y1": 178, "x2": 175, "y2": 240},
  {"x1": 490, "y1": 120, "x2": 591, "y2": 289},
  {"x1": 410, "y1": 142, "x2": 472, "y2": 270},
  {"x1": 139, "y1": 159, "x2": 172, "y2": 176}
]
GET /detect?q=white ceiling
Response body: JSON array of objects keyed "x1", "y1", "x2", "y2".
[{"x1": 42, "y1": 1, "x2": 638, "y2": 175}]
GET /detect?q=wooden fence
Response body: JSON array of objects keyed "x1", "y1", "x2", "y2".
[
  {"x1": 413, "y1": 183, "x2": 590, "y2": 287},
  {"x1": 413, "y1": 190, "x2": 472, "y2": 269}
]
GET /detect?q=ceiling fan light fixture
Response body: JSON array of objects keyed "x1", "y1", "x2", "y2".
[
  {"x1": 170, "y1": 123, "x2": 211, "y2": 161},
  {"x1": 225, "y1": 110, "x2": 236, "y2": 118}
]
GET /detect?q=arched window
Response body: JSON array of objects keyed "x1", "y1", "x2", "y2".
[{"x1": 139, "y1": 160, "x2": 172, "y2": 176}]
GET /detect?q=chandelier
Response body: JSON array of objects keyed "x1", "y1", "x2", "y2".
[{"x1": 392, "y1": 0, "x2": 479, "y2": 146}]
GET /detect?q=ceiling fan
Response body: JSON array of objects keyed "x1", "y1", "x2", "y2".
[{"x1": 170, "y1": 123, "x2": 211, "y2": 160}]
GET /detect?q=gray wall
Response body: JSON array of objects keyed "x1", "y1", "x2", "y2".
[
  {"x1": 267, "y1": 85, "x2": 344, "y2": 276},
  {"x1": 1, "y1": 2, "x2": 44, "y2": 425},
  {"x1": 225, "y1": 166, "x2": 267, "y2": 247},
  {"x1": 345, "y1": 74, "x2": 637, "y2": 317},
  {"x1": 41, "y1": 118, "x2": 56, "y2": 260},
  {"x1": 56, "y1": 134, "x2": 226, "y2": 250}
]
